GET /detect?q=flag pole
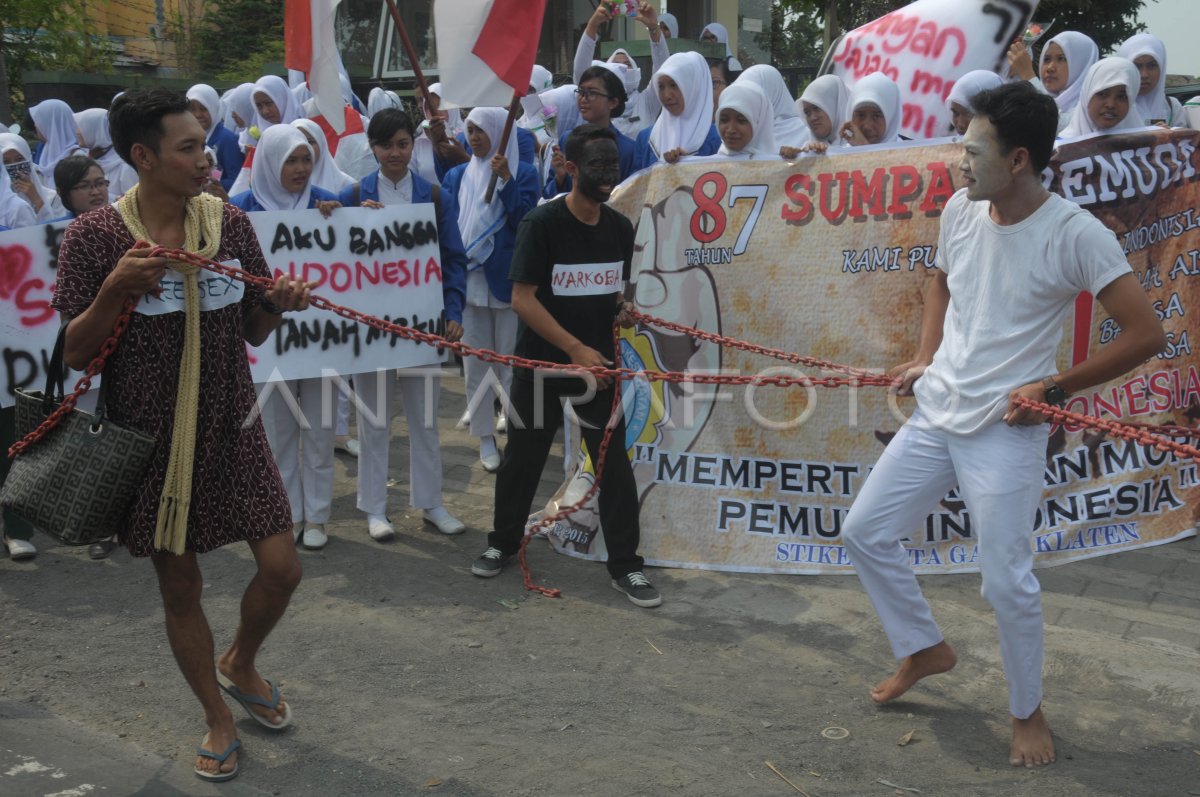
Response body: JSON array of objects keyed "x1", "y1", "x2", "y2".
[
  {"x1": 381, "y1": 0, "x2": 431, "y2": 103},
  {"x1": 484, "y1": 92, "x2": 522, "y2": 203}
]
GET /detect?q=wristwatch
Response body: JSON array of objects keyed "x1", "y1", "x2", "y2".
[
  {"x1": 259, "y1": 297, "x2": 287, "y2": 315},
  {"x1": 1042, "y1": 376, "x2": 1068, "y2": 407}
]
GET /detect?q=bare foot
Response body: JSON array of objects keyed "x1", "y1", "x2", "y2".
[
  {"x1": 870, "y1": 640, "x2": 957, "y2": 703},
  {"x1": 1011, "y1": 705, "x2": 1055, "y2": 767},
  {"x1": 217, "y1": 656, "x2": 289, "y2": 727},
  {"x1": 195, "y1": 720, "x2": 238, "y2": 778}
]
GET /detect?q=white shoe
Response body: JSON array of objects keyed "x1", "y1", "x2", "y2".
[
  {"x1": 3, "y1": 536, "x2": 36, "y2": 560},
  {"x1": 301, "y1": 524, "x2": 327, "y2": 550},
  {"x1": 455, "y1": 411, "x2": 470, "y2": 430},
  {"x1": 423, "y1": 506, "x2": 466, "y2": 535},
  {"x1": 367, "y1": 515, "x2": 395, "y2": 542},
  {"x1": 495, "y1": 411, "x2": 507, "y2": 435},
  {"x1": 479, "y1": 436, "x2": 501, "y2": 472},
  {"x1": 334, "y1": 436, "x2": 360, "y2": 457}
]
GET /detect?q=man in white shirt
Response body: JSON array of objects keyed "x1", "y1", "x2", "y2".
[{"x1": 842, "y1": 82, "x2": 1166, "y2": 768}]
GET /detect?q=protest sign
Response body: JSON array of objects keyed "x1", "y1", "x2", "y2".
[
  {"x1": 830, "y1": 0, "x2": 1040, "y2": 140},
  {"x1": 245, "y1": 203, "x2": 446, "y2": 382},
  {"x1": 536, "y1": 128, "x2": 1200, "y2": 575},
  {"x1": 0, "y1": 220, "x2": 69, "y2": 408}
]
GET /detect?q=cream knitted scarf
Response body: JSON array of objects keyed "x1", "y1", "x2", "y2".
[{"x1": 117, "y1": 185, "x2": 224, "y2": 554}]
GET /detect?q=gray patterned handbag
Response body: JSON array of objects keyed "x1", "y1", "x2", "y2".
[{"x1": 1, "y1": 312, "x2": 156, "y2": 546}]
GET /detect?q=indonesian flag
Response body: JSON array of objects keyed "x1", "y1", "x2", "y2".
[
  {"x1": 433, "y1": 0, "x2": 547, "y2": 108},
  {"x1": 285, "y1": 0, "x2": 346, "y2": 134}
]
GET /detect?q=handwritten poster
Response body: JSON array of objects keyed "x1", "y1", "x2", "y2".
[{"x1": 0, "y1": 221, "x2": 69, "y2": 408}]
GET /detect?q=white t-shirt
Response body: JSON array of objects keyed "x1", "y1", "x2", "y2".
[{"x1": 914, "y1": 189, "x2": 1131, "y2": 435}]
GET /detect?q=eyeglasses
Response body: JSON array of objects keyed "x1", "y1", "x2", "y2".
[
  {"x1": 73, "y1": 179, "x2": 110, "y2": 192},
  {"x1": 574, "y1": 88, "x2": 611, "y2": 101}
]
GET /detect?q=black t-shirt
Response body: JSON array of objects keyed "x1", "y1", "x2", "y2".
[{"x1": 509, "y1": 197, "x2": 634, "y2": 377}]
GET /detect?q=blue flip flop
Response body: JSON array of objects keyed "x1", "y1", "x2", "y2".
[
  {"x1": 216, "y1": 672, "x2": 293, "y2": 730},
  {"x1": 194, "y1": 736, "x2": 241, "y2": 782}
]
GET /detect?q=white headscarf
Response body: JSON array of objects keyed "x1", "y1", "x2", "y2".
[
  {"x1": 423, "y1": 83, "x2": 464, "y2": 137},
  {"x1": 847, "y1": 73, "x2": 902, "y2": 144},
  {"x1": 0, "y1": 154, "x2": 33, "y2": 229},
  {"x1": 252, "y1": 75, "x2": 302, "y2": 130},
  {"x1": 798, "y1": 75, "x2": 850, "y2": 145},
  {"x1": 529, "y1": 65, "x2": 554, "y2": 94},
  {"x1": 737, "y1": 65, "x2": 808, "y2": 147},
  {"x1": 1041, "y1": 32, "x2": 1099, "y2": 116},
  {"x1": 366, "y1": 87, "x2": 402, "y2": 118},
  {"x1": 946, "y1": 70, "x2": 1003, "y2": 115},
  {"x1": 607, "y1": 49, "x2": 642, "y2": 96},
  {"x1": 1059, "y1": 57, "x2": 1143, "y2": 139},
  {"x1": 701, "y1": 23, "x2": 742, "y2": 71},
  {"x1": 1117, "y1": 33, "x2": 1173, "y2": 125},
  {"x1": 540, "y1": 84, "x2": 583, "y2": 142},
  {"x1": 186, "y1": 84, "x2": 223, "y2": 138},
  {"x1": 250, "y1": 125, "x2": 314, "y2": 211},
  {"x1": 292, "y1": 118, "x2": 354, "y2": 193},
  {"x1": 29, "y1": 99, "x2": 83, "y2": 180},
  {"x1": 223, "y1": 83, "x2": 255, "y2": 131},
  {"x1": 457, "y1": 107, "x2": 521, "y2": 265},
  {"x1": 649, "y1": 51, "x2": 714, "y2": 160},
  {"x1": 74, "y1": 108, "x2": 130, "y2": 196},
  {"x1": 0, "y1": 132, "x2": 64, "y2": 220},
  {"x1": 659, "y1": 13, "x2": 679, "y2": 39},
  {"x1": 716, "y1": 82, "x2": 777, "y2": 158}
]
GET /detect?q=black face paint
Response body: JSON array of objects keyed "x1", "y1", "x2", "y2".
[{"x1": 574, "y1": 139, "x2": 621, "y2": 202}]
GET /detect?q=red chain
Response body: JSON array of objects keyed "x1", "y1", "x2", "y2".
[
  {"x1": 7, "y1": 298, "x2": 136, "y2": 458},
  {"x1": 1012, "y1": 396, "x2": 1200, "y2": 459}
]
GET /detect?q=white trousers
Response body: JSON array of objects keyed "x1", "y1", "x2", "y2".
[
  {"x1": 462, "y1": 303, "x2": 518, "y2": 439},
  {"x1": 259, "y1": 377, "x2": 337, "y2": 525},
  {"x1": 841, "y1": 410, "x2": 1048, "y2": 719},
  {"x1": 354, "y1": 368, "x2": 444, "y2": 516}
]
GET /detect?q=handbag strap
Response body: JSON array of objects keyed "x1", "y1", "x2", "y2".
[{"x1": 7, "y1": 298, "x2": 137, "y2": 460}]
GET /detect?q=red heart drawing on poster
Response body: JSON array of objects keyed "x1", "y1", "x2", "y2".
[{"x1": 0, "y1": 244, "x2": 33, "y2": 301}]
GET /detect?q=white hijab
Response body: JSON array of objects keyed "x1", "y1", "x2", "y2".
[
  {"x1": 607, "y1": 49, "x2": 642, "y2": 96},
  {"x1": 659, "y1": 13, "x2": 679, "y2": 39},
  {"x1": 1059, "y1": 57, "x2": 1143, "y2": 139},
  {"x1": 292, "y1": 118, "x2": 354, "y2": 193},
  {"x1": 186, "y1": 84, "x2": 223, "y2": 138},
  {"x1": 847, "y1": 73, "x2": 902, "y2": 144},
  {"x1": 529, "y1": 65, "x2": 554, "y2": 94},
  {"x1": 252, "y1": 75, "x2": 303, "y2": 130},
  {"x1": 1041, "y1": 32, "x2": 1099, "y2": 116},
  {"x1": 540, "y1": 84, "x2": 583, "y2": 142},
  {"x1": 649, "y1": 51, "x2": 714, "y2": 160},
  {"x1": 797, "y1": 74, "x2": 849, "y2": 145},
  {"x1": 737, "y1": 65, "x2": 808, "y2": 147},
  {"x1": 250, "y1": 125, "x2": 314, "y2": 211},
  {"x1": 946, "y1": 70, "x2": 1003, "y2": 115},
  {"x1": 0, "y1": 132, "x2": 64, "y2": 219},
  {"x1": 1117, "y1": 33, "x2": 1173, "y2": 125},
  {"x1": 222, "y1": 83, "x2": 256, "y2": 149},
  {"x1": 701, "y1": 23, "x2": 742, "y2": 71},
  {"x1": 716, "y1": 82, "x2": 777, "y2": 158},
  {"x1": 0, "y1": 155, "x2": 32, "y2": 229},
  {"x1": 366, "y1": 87, "x2": 402, "y2": 118},
  {"x1": 29, "y1": 99, "x2": 83, "y2": 180},
  {"x1": 423, "y1": 83, "x2": 464, "y2": 137},
  {"x1": 73, "y1": 108, "x2": 133, "y2": 198},
  {"x1": 457, "y1": 107, "x2": 521, "y2": 265}
]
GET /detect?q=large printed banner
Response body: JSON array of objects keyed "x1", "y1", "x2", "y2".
[
  {"x1": 0, "y1": 221, "x2": 69, "y2": 408},
  {"x1": 538, "y1": 128, "x2": 1200, "y2": 575},
  {"x1": 830, "y1": 0, "x2": 1039, "y2": 140},
  {"x1": 243, "y1": 204, "x2": 446, "y2": 382}
]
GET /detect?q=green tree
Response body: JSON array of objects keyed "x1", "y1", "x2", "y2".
[
  {"x1": 0, "y1": 0, "x2": 113, "y2": 122},
  {"x1": 192, "y1": 0, "x2": 285, "y2": 83}
]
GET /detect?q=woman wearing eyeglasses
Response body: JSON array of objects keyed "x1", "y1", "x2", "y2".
[
  {"x1": 545, "y1": 65, "x2": 637, "y2": 198},
  {"x1": 53, "y1": 155, "x2": 113, "y2": 220}
]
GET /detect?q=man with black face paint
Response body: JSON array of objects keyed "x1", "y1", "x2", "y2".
[{"x1": 470, "y1": 124, "x2": 661, "y2": 608}]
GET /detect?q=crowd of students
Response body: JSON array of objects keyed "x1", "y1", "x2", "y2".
[{"x1": 1, "y1": 6, "x2": 1197, "y2": 563}]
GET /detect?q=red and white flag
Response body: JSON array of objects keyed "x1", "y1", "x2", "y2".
[
  {"x1": 433, "y1": 0, "x2": 547, "y2": 108},
  {"x1": 285, "y1": 0, "x2": 346, "y2": 133}
]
